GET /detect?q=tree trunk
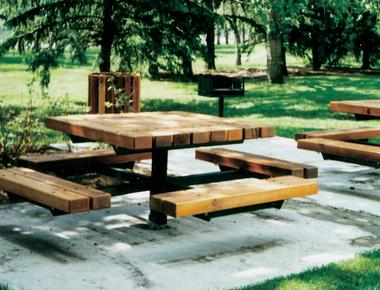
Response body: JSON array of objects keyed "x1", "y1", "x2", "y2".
[
  {"x1": 99, "y1": 0, "x2": 114, "y2": 72},
  {"x1": 362, "y1": 47, "x2": 371, "y2": 69},
  {"x1": 216, "y1": 24, "x2": 221, "y2": 45},
  {"x1": 182, "y1": 55, "x2": 194, "y2": 79},
  {"x1": 266, "y1": 13, "x2": 284, "y2": 84},
  {"x1": 205, "y1": 0, "x2": 216, "y2": 70},
  {"x1": 148, "y1": 62, "x2": 159, "y2": 80},
  {"x1": 230, "y1": 3, "x2": 241, "y2": 66},
  {"x1": 281, "y1": 35, "x2": 288, "y2": 76},
  {"x1": 311, "y1": 34, "x2": 321, "y2": 70},
  {"x1": 224, "y1": 24, "x2": 229, "y2": 44},
  {"x1": 231, "y1": 25, "x2": 241, "y2": 66},
  {"x1": 241, "y1": 22, "x2": 246, "y2": 43}
]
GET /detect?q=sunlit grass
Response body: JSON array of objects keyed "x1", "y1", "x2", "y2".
[
  {"x1": 1, "y1": 45, "x2": 380, "y2": 144},
  {"x1": 234, "y1": 249, "x2": 380, "y2": 290}
]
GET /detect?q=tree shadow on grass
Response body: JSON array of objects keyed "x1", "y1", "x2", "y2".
[{"x1": 143, "y1": 75, "x2": 380, "y2": 121}]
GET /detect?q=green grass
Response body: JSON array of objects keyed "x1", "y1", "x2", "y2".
[
  {"x1": 1, "y1": 45, "x2": 380, "y2": 147},
  {"x1": 0, "y1": 283, "x2": 10, "y2": 290},
  {"x1": 235, "y1": 249, "x2": 380, "y2": 290}
]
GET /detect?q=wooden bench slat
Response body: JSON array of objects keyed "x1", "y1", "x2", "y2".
[
  {"x1": 150, "y1": 176, "x2": 318, "y2": 217},
  {"x1": 295, "y1": 128, "x2": 380, "y2": 141},
  {"x1": 196, "y1": 148, "x2": 318, "y2": 178},
  {"x1": 20, "y1": 149, "x2": 152, "y2": 166},
  {"x1": 330, "y1": 100, "x2": 380, "y2": 117},
  {"x1": 0, "y1": 168, "x2": 90, "y2": 213},
  {"x1": 297, "y1": 138, "x2": 380, "y2": 161},
  {"x1": 7, "y1": 168, "x2": 111, "y2": 210}
]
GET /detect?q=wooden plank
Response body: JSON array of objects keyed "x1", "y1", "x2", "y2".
[
  {"x1": 150, "y1": 176, "x2": 318, "y2": 217},
  {"x1": 125, "y1": 75, "x2": 132, "y2": 112},
  {"x1": 132, "y1": 75, "x2": 141, "y2": 112},
  {"x1": 88, "y1": 75, "x2": 99, "y2": 114},
  {"x1": 330, "y1": 100, "x2": 380, "y2": 117},
  {"x1": 259, "y1": 125, "x2": 276, "y2": 138},
  {"x1": 295, "y1": 128, "x2": 380, "y2": 141},
  {"x1": 196, "y1": 148, "x2": 318, "y2": 178},
  {"x1": 116, "y1": 75, "x2": 125, "y2": 113},
  {"x1": 297, "y1": 138, "x2": 380, "y2": 161},
  {"x1": 46, "y1": 117, "x2": 152, "y2": 150},
  {"x1": 107, "y1": 75, "x2": 115, "y2": 113},
  {"x1": 98, "y1": 75, "x2": 107, "y2": 114},
  {"x1": 7, "y1": 168, "x2": 111, "y2": 210},
  {"x1": 0, "y1": 168, "x2": 90, "y2": 213},
  {"x1": 21, "y1": 149, "x2": 151, "y2": 165}
]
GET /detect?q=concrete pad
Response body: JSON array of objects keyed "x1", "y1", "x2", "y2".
[{"x1": 1, "y1": 137, "x2": 379, "y2": 290}]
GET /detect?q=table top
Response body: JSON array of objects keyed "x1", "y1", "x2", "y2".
[{"x1": 46, "y1": 111, "x2": 275, "y2": 151}]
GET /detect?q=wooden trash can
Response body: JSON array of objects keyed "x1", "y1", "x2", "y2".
[{"x1": 88, "y1": 72, "x2": 141, "y2": 114}]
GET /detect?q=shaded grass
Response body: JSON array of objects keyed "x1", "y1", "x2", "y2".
[
  {"x1": 0, "y1": 284, "x2": 10, "y2": 290},
  {"x1": 142, "y1": 75, "x2": 380, "y2": 138},
  {"x1": 234, "y1": 249, "x2": 380, "y2": 290}
]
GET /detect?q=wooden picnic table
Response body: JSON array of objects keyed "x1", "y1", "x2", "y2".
[{"x1": 46, "y1": 111, "x2": 275, "y2": 224}]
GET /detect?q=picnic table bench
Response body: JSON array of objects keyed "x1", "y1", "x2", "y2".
[
  {"x1": 0, "y1": 112, "x2": 318, "y2": 225},
  {"x1": 20, "y1": 149, "x2": 151, "y2": 175},
  {"x1": 195, "y1": 148, "x2": 318, "y2": 179},
  {"x1": 296, "y1": 128, "x2": 380, "y2": 168},
  {"x1": 0, "y1": 167, "x2": 111, "y2": 214},
  {"x1": 330, "y1": 100, "x2": 380, "y2": 120}
]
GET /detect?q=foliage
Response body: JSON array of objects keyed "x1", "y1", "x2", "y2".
[
  {"x1": 0, "y1": 92, "x2": 84, "y2": 168},
  {"x1": 0, "y1": 283, "x2": 10, "y2": 290},
  {"x1": 234, "y1": 249, "x2": 380, "y2": 290},
  {"x1": 0, "y1": 0, "x2": 214, "y2": 87},
  {"x1": 286, "y1": 0, "x2": 380, "y2": 69},
  {"x1": 351, "y1": 6, "x2": 380, "y2": 68}
]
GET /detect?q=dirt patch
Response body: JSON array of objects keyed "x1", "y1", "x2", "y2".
[
  {"x1": 124, "y1": 261, "x2": 153, "y2": 288},
  {"x1": 251, "y1": 212, "x2": 295, "y2": 223},
  {"x1": 0, "y1": 225, "x2": 85, "y2": 264},
  {"x1": 161, "y1": 240, "x2": 284, "y2": 266},
  {"x1": 350, "y1": 236, "x2": 379, "y2": 247},
  {"x1": 68, "y1": 173, "x2": 127, "y2": 188}
]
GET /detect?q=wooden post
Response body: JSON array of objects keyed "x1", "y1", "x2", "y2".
[{"x1": 88, "y1": 72, "x2": 141, "y2": 114}]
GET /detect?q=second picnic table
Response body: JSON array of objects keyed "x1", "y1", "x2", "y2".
[{"x1": 46, "y1": 111, "x2": 274, "y2": 223}]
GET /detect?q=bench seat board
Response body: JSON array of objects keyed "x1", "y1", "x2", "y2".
[
  {"x1": 297, "y1": 138, "x2": 380, "y2": 161},
  {"x1": 295, "y1": 128, "x2": 380, "y2": 141},
  {"x1": 21, "y1": 149, "x2": 151, "y2": 165},
  {"x1": 0, "y1": 168, "x2": 90, "y2": 213},
  {"x1": 20, "y1": 150, "x2": 151, "y2": 174},
  {"x1": 150, "y1": 176, "x2": 318, "y2": 217},
  {"x1": 196, "y1": 148, "x2": 318, "y2": 178},
  {"x1": 330, "y1": 100, "x2": 380, "y2": 117},
  {"x1": 7, "y1": 168, "x2": 111, "y2": 209}
]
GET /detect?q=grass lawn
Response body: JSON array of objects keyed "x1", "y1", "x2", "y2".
[
  {"x1": 235, "y1": 249, "x2": 380, "y2": 290},
  {"x1": 0, "y1": 284, "x2": 10, "y2": 290},
  {"x1": 1, "y1": 45, "x2": 380, "y2": 144}
]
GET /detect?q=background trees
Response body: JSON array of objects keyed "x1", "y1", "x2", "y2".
[
  {"x1": 0, "y1": 0, "x2": 379, "y2": 87},
  {"x1": 0, "y1": 0, "x2": 213, "y2": 85}
]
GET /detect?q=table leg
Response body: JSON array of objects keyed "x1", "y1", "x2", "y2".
[
  {"x1": 149, "y1": 148, "x2": 168, "y2": 225},
  {"x1": 218, "y1": 97, "x2": 225, "y2": 117}
]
